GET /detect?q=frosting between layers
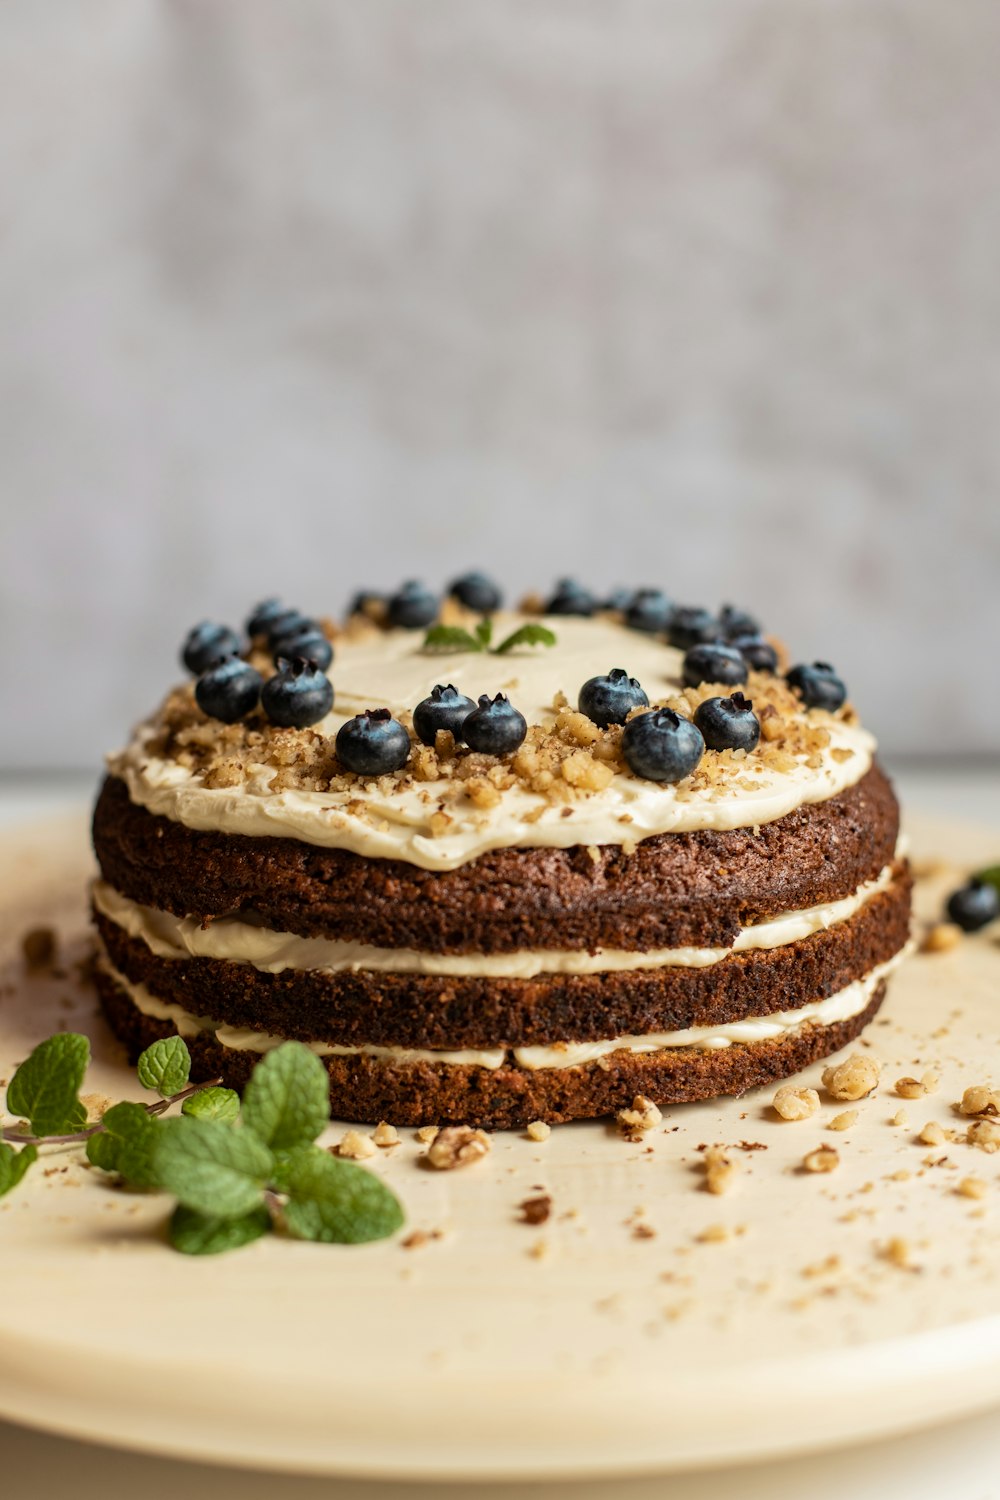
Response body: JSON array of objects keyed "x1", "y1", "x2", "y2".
[
  {"x1": 92, "y1": 859, "x2": 899, "y2": 977},
  {"x1": 107, "y1": 616, "x2": 876, "y2": 871},
  {"x1": 95, "y1": 948, "x2": 906, "y2": 1071}
]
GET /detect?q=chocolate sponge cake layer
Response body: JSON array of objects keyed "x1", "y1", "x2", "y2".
[
  {"x1": 92, "y1": 764, "x2": 900, "y2": 954},
  {"x1": 95, "y1": 965, "x2": 888, "y2": 1129},
  {"x1": 93, "y1": 870, "x2": 910, "y2": 1050}
]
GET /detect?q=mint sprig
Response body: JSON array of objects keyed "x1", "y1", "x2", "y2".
[
  {"x1": 1, "y1": 1034, "x2": 405, "y2": 1255},
  {"x1": 423, "y1": 618, "x2": 555, "y2": 656}
]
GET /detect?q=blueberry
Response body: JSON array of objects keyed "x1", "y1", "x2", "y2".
[
  {"x1": 264, "y1": 608, "x2": 312, "y2": 647},
  {"x1": 668, "y1": 606, "x2": 720, "y2": 650},
  {"x1": 625, "y1": 589, "x2": 673, "y2": 634},
  {"x1": 388, "y1": 581, "x2": 439, "y2": 629},
  {"x1": 181, "y1": 622, "x2": 243, "y2": 675},
  {"x1": 261, "y1": 658, "x2": 334, "y2": 728},
  {"x1": 622, "y1": 708, "x2": 704, "y2": 783},
  {"x1": 270, "y1": 624, "x2": 333, "y2": 672},
  {"x1": 731, "y1": 633, "x2": 778, "y2": 673},
  {"x1": 245, "y1": 598, "x2": 287, "y2": 638},
  {"x1": 195, "y1": 656, "x2": 263, "y2": 723},
  {"x1": 694, "y1": 691, "x2": 760, "y2": 752},
  {"x1": 336, "y1": 709, "x2": 411, "y2": 776},
  {"x1": 545, "y1": 579, "x2": 597, "y2": 617},
  {"x1": 718, "y1": 604, "x2": 761, "y2": 640},
  {"x1": 413, "y1": 684, "x2": 477, "y2": 746},
  {"x1": 449, "y1": 571, "x2": 503, "y2": 613},
  {"x1": 602, "y1": 587, "x2": 636, "y2": 613},
  {"x1": 786, "y1": 662, "x2": 847, "y2": 712},
  {"x1": 462, "y1": 693, "x2": 528, "y2": 755},
  {"x1": 682, "y1": 642, "x2": 748, "y2": 689},
  {"x1": 578, "y1": 667, "x2": 649, "y2": 728},
  {"x1": 946, "y1": 880, "x2": 1000, "y2": 933}
]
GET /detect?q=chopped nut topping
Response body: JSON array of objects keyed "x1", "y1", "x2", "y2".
[
  {"x1": 957, "y1": 1176, "x2": 988, "y2": 1200},
  {"x1": 426, "y1": 1125, "x2": 491, "y2": 1170},
  {"x1": 879, "y1": 1236, "x2": 917, "y2": 1270},
  {"x1": 703, "y1": 1146, "x2": 736, "y2": 1195},
  {"x1": 921, "y1": 1071, "x2": 940, "y2": 1094},
  {"x1": 772, "y1": 1085, "x2": 820, "y2": 1121},
  {"x1": 919, "y1": 1121, "x2": 946, "y2": 1146},
  {"x1": 966, "y1": 1118, "x2": 1000, "y2": 1153},
  {"x1": 372, "y1": 1121, "x2": 400, "y2": 1148},
  {"x1": 891, "y1": 1109, "x2": 909, "y2": 1128},
  {"x1": 415, "y1": 1125, "x2": 439, "y2": 1144},
  {"x1": 959, "y1": 1085, "x2": 1000, "y2": 1117},
  {"x1": 803, "y1": 1145, "x2": 840, "y2": 1174},
  {"x1": 617, "y1": 1095, "x2": 662, "y2": 1139},
  {"x1": 335, "y1": 1129, "x2": 376, "y2": 1160},
  {"x1": 895, "y1": 1077, "x2": 925, "y2": 1100},
  {"x1": 822, "y1": 1053, "x2": 881, "y2": 1101},
  {"x1": 828, "y1": 1110, "x2": 859, "y2": 1132},
  {"x1": 525, "y1": 1120, "x2": 551, "y2": 1142},
  {"x1": 696, "y1": 1223, "x2": 731, "y2": 1243},
  {"x1": 921, "y1": 923, "x2": 962, "y2": 954}
]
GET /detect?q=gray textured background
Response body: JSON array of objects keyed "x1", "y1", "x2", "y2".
[{"x1": 2, "y1": 0, "x2": 999, "y2": 768}]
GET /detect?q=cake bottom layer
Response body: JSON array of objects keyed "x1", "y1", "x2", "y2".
[{"x1": 94, "y1": 962, "x2": 890, "y2": 1129}]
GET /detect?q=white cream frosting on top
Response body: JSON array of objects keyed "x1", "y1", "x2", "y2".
[{"x1": 107, "y1": 615, "x2": 876, "y2": 871}]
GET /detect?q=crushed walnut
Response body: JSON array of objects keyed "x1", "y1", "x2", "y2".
[
  {"x1": 426, "y1": 1125, "x2": 491, "y2": 1171},
  {"x1": 921, "y1": 923, "x2": 962, "y2": 954},
  {"x1": 959, "y1": 1085, "x2": 1000, "y2": 1118},
  {"x1": 802, "y1": 1145, "x2": 840, "y2": 1174},
  {"x1": 772, "y1": 1085, "x2": 820, "y2": 1122},
  {"x1": 617, "y1": 1095, "x2": 662, "y2": 1139},
  {"x1": 966, "y1": 1119, "x2": 1000, "y2": 1153},
  {"x1": 335, "y1": 1129, "x2": 376, "y2": 1160},
  {"x1": 822, "y1": 1053, "x2": 880, "y2": 1102},
  {"x1": 372, "y1": 1121, "x2": 400, "y2": 1149},
  {"x1": 957, "y1": 1176, "x2": 988, "y2": 1200},
  {"x1": 525, "y1": 1120, "x2": 551, "y2": 1143},
  {"x1": 703, "y1": 1146, "x2": 736, "y2": 1195},
  {"x1": 828, "y1": 1110, "x2": 859, "y2": 1132}
]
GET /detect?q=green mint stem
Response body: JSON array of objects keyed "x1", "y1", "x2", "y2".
[{"x1": 1, "y1": 1077, "x2": 224, "y2": 1147}]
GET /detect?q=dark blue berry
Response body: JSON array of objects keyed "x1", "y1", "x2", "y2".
[
  {"x1": 718, "y1": 604, "x2": 761, "y2": 640},
  {"x1": 622, "y1": 708, "x2": 704, "y2": 783},
  {"x1": 413, "y1": 684, "x2": 477, "y2": 746},
  {"x1": 578, "y1": 667, "x2": 649, "y2": 728},
  {"x1": 462, "y1": 693, "x2": 528, "y2": 755},
  {"x1": 545, "y1": 579, "x2": 597, "y2": 617},
  {"x1": 668, "y1": 607, "x2": 720, "y2": 650},
  {"x1": 181, "y1": 622, "x2": 242, "y2": 675},
  {"x1": 336, "y1": 709, "x2": 411, "y2": 775},
  {"x1": 682, "y1": 642, "x2": 748, "y2": 689},
  {"x1": 261, "y1": 658, "x2": 334, "y2": 728},
  {"x1": 694, "y1": 692, "x2": 760, "y2": 752},
  {"x1": 731, "y1": 634, "x2": 778, "y2": 673},
  {"x1": 195, "y1": 656, "x2": 263, "y2": 723},
  {"x1": 450, "y1": 572, "x2": 502, "y2": 613},
  {"x1": 946, "y1": 880, "x2": 1000, "y2": 933},
  {"x1": 625, "y1": 589, "x2": 673, "y2": 634},
  {"x1": 388, "y1": 581, "x2": 439, "y2": 629},
  {"x1": 786, "y1": 662, "x2": 847, "y2": 712},
  {"x1": 264, "y1": 609, "x2": 312, "y2": 647},
  {"x1": 245, "y1": 598, "x2": 287, "y2": 638},
  {"x1": 270, "y1": 624, "x2": 333, "y2": 672}
]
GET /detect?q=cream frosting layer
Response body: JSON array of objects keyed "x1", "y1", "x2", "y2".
[
  {"x1": 95, "y1": 948, "x2": 905, "y2": 1072},
  {"x1": 107, "y1": 615, "x2": 876, "y2": 871},
  {"x1": 92, "y1": 858, "x2": 898, "y2": 979}
]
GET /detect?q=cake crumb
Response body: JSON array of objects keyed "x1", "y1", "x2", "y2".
[
  {"x1": 527, "y1": 1237, "x2": 550, "y2": 1260},
  {"x1": 959, "y1": 1085, "x2": 999, "y2": 1117},
  {"x1": 921, "y1": 923, "x2": 962, "y2": 954},
  {"x1": 822, "y1": 1053, "x2": 880, "y2": 1101},
  {"x1": 526, "y1": 1120, "x2": 551, "y2": 1142},
  {"x1": 336, "y1": 1129, "x2": 376, "y2": 1160},
  {"x1": 426, "y1": 1125, "x2": 491, "y2": 1170},
  {"x1": 829, "y1": 1110, "x2": 858, "y2": 1132},
  {"x1": 632, "y1": 1222, "x2": 657, "y2": 1240},
  {"x1": 772, "y1": 1085, "x2": 820, "y2": 1121},
  {"x1": 21, "y1": 927, "x2": 56, "y2": 969},
  {"x1": 803, "y1": 1145, "x2": 840, "y2": 1174},
  {"x1": 703, "y1": 1146, "x2": 735, "y2": 1195},
  {"x1": 617, "y1": 1095, "x2": 662, "y2": 1139},
  {"x1": 373, "y1": 1121, "x2": 400, "y2": 1148},
  {"x1": 517, "y1": 1195, "x2": 552, "y2": 1226},
  {"x1": 401, "y1": 1229, "x2": 442, "y2": 1250}
]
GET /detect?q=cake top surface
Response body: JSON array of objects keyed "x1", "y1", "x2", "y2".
[{"x1": 109, "y1": 604, "x2": 876, "y2": 871}]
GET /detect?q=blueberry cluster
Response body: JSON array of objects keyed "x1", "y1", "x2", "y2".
[
  {"x1": 180, "y1": 599, "x2": 336, "y2": 730},
  {"x1": 346, "y1": 573, "x2": 505, "y2": 630},
  {"x1": 410, "y1": 685, "x2": 527, "y2": 755}
]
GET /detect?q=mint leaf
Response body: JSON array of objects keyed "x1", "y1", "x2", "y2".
[
  {"x1": 474, "y1": 617, "x2": 493, "y2": 649},
  {"x1": 493, "y1": 623, "x2": 556, "y2": 656},
  {"x1": 276, "y1": 1144, "x2": 404, "y2": 1244},
  {"x1": 977, "y1": 865, "x2": 1000, "y2": 896},
  {"x1": 169, "y1": 1202, "x2": 272, "y2": 1256},
  {"x1": 154, "y1": 1118, "x2": 273, "y2": 1219},
  {"x1": 6, "y1": 1034, "x2": 89, "y2": 1136},
  {"x1": 85, "y1": 1101, "x2": 163, "y2": 1189},
  {"x1": 422, "y1": 625, "x2": 483, "y2": 653},
  {"x1": 182, "y1": 1086, "x2": 240, "y2": 1124},
  {"x1": 0, "y1": 1142, "x2": 37, "y2": 1198},
  {"x1": 137, "y1": 1037, "x2": 191, "y2": 1097},
  {"x1": 241, "y1": 1042, "x2": 329, "y2": 1153}
]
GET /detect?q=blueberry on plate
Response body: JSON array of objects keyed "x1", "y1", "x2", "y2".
[
  {"x1": 413, "y1": 684, "x2": 477, "y2": 746},
  {"x1": 622, "y1": 708, "x2": 704, "y2": 783},
  {"x1": 578, "y1": 668, "x2": 649, "y2": 728},
  {"x1": 718, "y1": 604, "x2": 761, "y2": 640},
  {"x1": 545, "y1": 579, "x2": 597, "y2": 617},
  {"x1": 730, "y1": 633, "x2": 778, "y2": 673},
  {"x1": 946, "y1": 879, "x2": 1000, "y2": 933},
  {"x1": 625, "y1": 589, "x2": 672, "y2": 634},
  {"x1": 668, "y1": 606, "x2": 720, "y2": 650},
  {"x1": 387, "y1": 581, "x2": 439, "y2": 629},
  {"x1": 261, "y1": 658, "x2": 334, "y2": 728},
  {"x1": 786, "y1": 662, "x2": 847, "y2": 712},
  {"x1": 181, "y1": 622, "x2": 243, "y2": 675},
  {"x1": 336, "y1": 709, "x2": 411, "y2": 775},
  {"x1": 195, "y1": 656, "x2": 263, "y2": 723},
  {"x1": 462, "y1": 693, "x2": 528, "y2": 755},
  {"x1": 270, "y1": 623, "x2": 333, "y2": 672},
  {"x1": 694, "y1": 692, "x2": 760, "y2": 752},
  {"x1": 264, "y1": 608, "x2": 313, "y2": 648},
  {"x1": 245, "y1": 598, "x2": 287, "y2": 638},
  {"x1": 449, "y1": 571, "x2": 503, "y2": 613},
  {"x1": 682, "y1": 642, "x2": 748, "y2": 689}
]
